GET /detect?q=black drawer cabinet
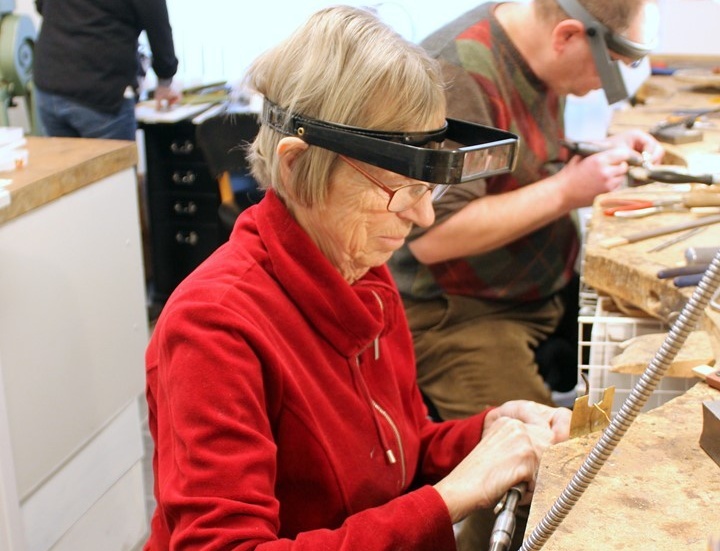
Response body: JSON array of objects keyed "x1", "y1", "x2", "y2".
[{"x1": 141, "y1": 120, "x2": 228, "y2": 305}]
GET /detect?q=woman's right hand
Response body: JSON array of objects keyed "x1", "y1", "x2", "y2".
[{"x1": 433, "y1": 416, "x2": 553, "y2": 524}]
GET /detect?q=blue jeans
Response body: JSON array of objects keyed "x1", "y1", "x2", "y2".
[{"x1": 35, "y1": 87, "x2": 137, "y2": 140}]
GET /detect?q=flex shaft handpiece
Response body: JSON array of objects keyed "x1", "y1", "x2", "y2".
[
  {"x1": 562, "y1": 139, "x2": 720, "y2": 184},
  {"x1": 489, "y1": 482, "x2": 528, "y2": 551},
  {"x1": 561, "y1": 139, "x2": 646, "y2": 167}
]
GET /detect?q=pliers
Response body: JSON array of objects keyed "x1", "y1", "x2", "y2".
[
  {"x1": 600, "y1": 197, "x2": 684, "y2": 217},
  {"x1": 601, "y1": 193, "x2": 720, "y2": 218},
  {"x1": 561, "y1": 139, "x2": 720, "y2": 185}
]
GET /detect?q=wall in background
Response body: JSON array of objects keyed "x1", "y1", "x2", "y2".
[
  {"x1": 160, "y1": 0, "x2": 720, "y2": 89},
  {"x1": 10, "y1": 0, "x2": 720, "y2": 137},
  {"x1": 163, "y1": 0, "x2": 488, "y2": 89},
  {"x1": 657, "y1": 0, "x2": 720, "y2": 55},
  {"x1": 14, "y1": 0, "x2": 720, "y2": 89}
]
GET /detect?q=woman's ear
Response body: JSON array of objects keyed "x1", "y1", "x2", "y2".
[{"x1": 276, "y1": 137, "x2": 309, "y2": 194}]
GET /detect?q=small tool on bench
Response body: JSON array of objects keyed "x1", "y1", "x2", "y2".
[
  {"x1": 646, "y1": 226, "x2": 706, "y2": 252},
  {"x1": 685, "y1": 245, "x2": 720, "y2": 265},
  {"x1": 650, "y1": 106, "x2": 720, "y2": 145},
  {"x1": 692, "y1": 365, "x2": 720, "y2": 391},
  {"x1": 601, "y1": 192, "x2": 720, "y2": 218},
  {"x1": 600, "y1": 214, "x2": 720, "y2": 248},
  {"x1": 657, "y1": 263, "x2": 711, "y2": 288}
]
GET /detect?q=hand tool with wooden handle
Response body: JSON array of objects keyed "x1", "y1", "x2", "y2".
[
  {"x1": 612, "y1": 192, "x2": 720, "y2": 218},
  {"x1": 600, "y1": 214, "x2": 720, "y2": 248},
  {"x1": 683, "y1": 191, "x2": 720, "y2": 207}
]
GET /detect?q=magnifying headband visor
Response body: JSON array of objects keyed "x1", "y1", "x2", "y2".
[
  {"x1": 556, "y1": 0, "x2": 655, "y2": 104},
  {"x1": 261, "y1": 99, "x2": 519, "y2": 185}
]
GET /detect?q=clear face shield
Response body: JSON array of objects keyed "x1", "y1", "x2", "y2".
[
  {"x1": 261, "y1": 99, "x2": 519, "y2": 189},
  {"x1": 556, "y1": 0, "x2": 655, "y2": 104}
]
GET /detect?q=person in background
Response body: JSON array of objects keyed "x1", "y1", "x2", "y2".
[
  {"x1": 387, "y1": 1, "x2": 663, "y2": 547},
  {"x1": 389, "y1": 0, "x2": 664, "y2": 420},
  {"x1": 33, "y1": 0, "x2": 181, "y2": 140},
  {"x1": 143, "y1": 6, "x2": 571, "y2": 550}
]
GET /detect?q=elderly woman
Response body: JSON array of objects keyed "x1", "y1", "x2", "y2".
[{"x1": 144, "y1": 6, "x2": 570, "y2": 550}]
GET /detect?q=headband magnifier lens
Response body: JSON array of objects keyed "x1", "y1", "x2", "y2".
[{"x1": 261, "y1": 99, "x2": 519, "y2": 186}]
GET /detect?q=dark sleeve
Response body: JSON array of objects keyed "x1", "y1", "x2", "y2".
[
  {"x1": 134, "y1": 0, "x2": 178, "y2": 81},
  {"x1": 35, "y1": 0, "x2": 43, "y2": 14}
]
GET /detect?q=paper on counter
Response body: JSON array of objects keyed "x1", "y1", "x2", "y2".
[{"x1": 135, "y1": 102, "x2": 215, "y2": 124}]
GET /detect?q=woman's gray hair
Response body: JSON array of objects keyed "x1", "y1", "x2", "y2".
[{"x1": 244, "y1": 5, "x2": 446, "y2": 206}]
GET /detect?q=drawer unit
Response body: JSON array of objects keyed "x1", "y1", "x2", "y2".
[
  {"x1": 141, "y1": 120, "x2": 228, "y2": 305},
  {"x1": 150, "y1": 220, "x2": 224, "y2": 300}
]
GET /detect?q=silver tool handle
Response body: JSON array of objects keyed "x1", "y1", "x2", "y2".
[{"x1": 489, "y1": 482, "x2": 528, "y2": 551}]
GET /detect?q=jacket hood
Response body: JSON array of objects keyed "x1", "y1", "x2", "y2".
[{"x1": 236, "y1": 190, "x2": 403, "y2": 358}]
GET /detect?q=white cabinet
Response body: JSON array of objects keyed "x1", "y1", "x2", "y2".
[{"x1": 0, "y1": 138, "x2": 149, "y2": 551}]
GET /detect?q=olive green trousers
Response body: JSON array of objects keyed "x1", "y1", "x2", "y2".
[{"x1": 404, "y1": 293, "x2": 563, "y2": 420}]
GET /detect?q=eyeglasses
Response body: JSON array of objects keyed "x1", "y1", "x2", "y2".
[
  {"x1": 609, "y1": 51, "x2": 643, "y2": 69},
  {"x1": 340, "y1": 155, "x2": 437, "y2": 212}
]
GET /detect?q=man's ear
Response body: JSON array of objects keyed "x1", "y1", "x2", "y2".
[
  {"x1": 551, "y1": 19, "x2": 586, "y2": 54},
  {"x1": 276, "y1": 137, "x2": 309, "y2": 195}
]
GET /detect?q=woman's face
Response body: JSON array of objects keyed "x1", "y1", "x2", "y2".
[{"x1": 294, "y1": 154, "x2": 436, "y2": 283}]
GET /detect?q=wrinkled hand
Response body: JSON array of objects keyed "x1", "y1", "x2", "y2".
[
  {"x1": 155, "y1": 85, "x2": 182, "y2": 111},
  {"x1": 434, "y1": 416, "x2": 549, "y2": 523},
  {"x1": 484, "y1": 401, "x2": 571, "y2": 444}
]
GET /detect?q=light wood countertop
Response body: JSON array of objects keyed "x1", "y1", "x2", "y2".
[
  {"x1": 0, "y1": 137, "x2": 138, "y2": 226},
  {"x1": 526, "y1": 382, "x2": 720, "y2": 550},
  {"x1": 583, "y1": 74, "x2": 720, "y2": 322},
  {"x1": 535, "y1": 74, "x2": 720, "y2": 549}
]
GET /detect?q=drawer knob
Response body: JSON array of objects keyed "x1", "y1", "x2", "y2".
[
  {"x1": 170, "y1": 140, "x2": 195, "y2": 155},
  {"x1": 172, "y1": 170, "x2": 197, "y2": 185},
  {"x1": 173, "y1": 200, "x2": 198, "y2": 215},
  {"x1": 175, "y1": 230, "x2": 199, "y2": 246}
]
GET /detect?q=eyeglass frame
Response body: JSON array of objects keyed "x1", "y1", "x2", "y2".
[
  {"x1": 261, "y1": 99, "x2": 519, "y2": 186},
  {"x1": 339, "y1": 155, "x2": 438, "y2": 212},
  {"x1": 556, "y1": 0, "x2": 656, "y2": 104}
]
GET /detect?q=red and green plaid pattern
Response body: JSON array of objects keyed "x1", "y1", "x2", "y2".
[{"x1": 389, "y1": 4, "x2": 578, "y2": 301}]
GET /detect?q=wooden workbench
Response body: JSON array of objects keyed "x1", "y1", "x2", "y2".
[
  {"x1": 528, "y1": 73, "x2": 720, "y2": 550},
  {"x1": 525, "y1": 382, "x2": 720, "y2": 550},
  {"x1": 583, "y1": 74, "x2": 720, "y2": 323},
  {"x1": 582, "y1": 185, "x2": 720, "y2": 322},
  {"x1": 0, "y1": 136, "x2": 137, "y2": 225}
]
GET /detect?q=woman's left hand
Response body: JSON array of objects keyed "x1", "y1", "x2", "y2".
[{"x1": 483, "y1": 401, "x2": 571, "y2": 445}]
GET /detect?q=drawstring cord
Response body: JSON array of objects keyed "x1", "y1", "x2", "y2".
[{"x1": 352, "y1": 356, "x2": 397, "y2": 465}]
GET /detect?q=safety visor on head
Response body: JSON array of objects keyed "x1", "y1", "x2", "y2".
[
  {"x1": 556, "y1": 0, "x2": 655, "y2": 104},
  {"x1": 261, "y1": 99, "x2": 519, "y2": 186}
]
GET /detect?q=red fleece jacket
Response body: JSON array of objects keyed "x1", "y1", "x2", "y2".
[{"x1": 145, "y1": 190, "x2": 490, "y2": 550}]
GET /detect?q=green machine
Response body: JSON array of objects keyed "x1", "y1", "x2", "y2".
[{"x1": 0, "y1": 0, "x2": 38, "y2": 135}]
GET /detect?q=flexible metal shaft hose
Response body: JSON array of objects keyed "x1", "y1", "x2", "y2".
[{"x1": 520, "y1": 249, "x2": 720, "y2": 551}]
